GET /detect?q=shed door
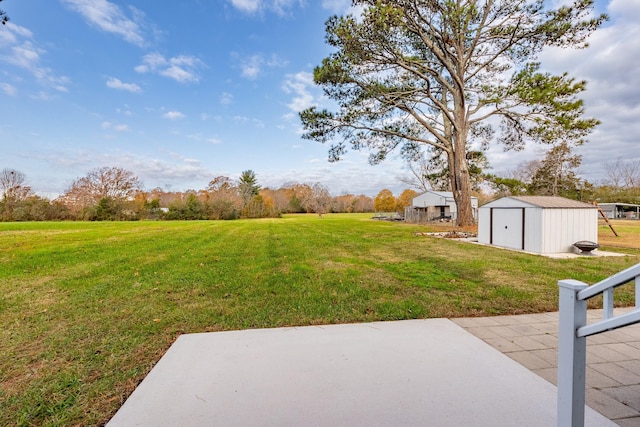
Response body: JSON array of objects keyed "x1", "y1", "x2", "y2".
[{"x1": 491, "y1": 208, "x2": 525, "y2": 250}]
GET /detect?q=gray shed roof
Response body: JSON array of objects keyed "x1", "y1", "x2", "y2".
[{"x1": 509, "y1": 196, "x2": 596, "y2": 209}]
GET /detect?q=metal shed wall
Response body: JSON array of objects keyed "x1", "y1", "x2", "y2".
[
  {"x1": 477, "y1": 208, "x2": 492, "y2": 243},
  {"x1": 540, "y1": 208, "x2": 598, "y2": 253},
  {"x1": 478, "y1": 197, "x2": 598, "y2": 254}
]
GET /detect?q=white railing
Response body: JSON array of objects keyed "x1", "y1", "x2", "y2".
[{"x1": 557, "y1": 262, "x2": 640, "y2": 427}]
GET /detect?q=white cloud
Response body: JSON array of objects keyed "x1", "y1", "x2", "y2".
[
  {"x1": 163, "y1": 110, "x2": 186, "y2": 120},
  {"x1": 229, "y1": 0, "x2": 302, "y2": 15},
  {"x1": 0, "y1": 83, "x2": 16, "y2": 96},
  {"x1": 200, "y1": 113, "x2": 222, "y2": 121},
  {"x1": 0, "y1": 22, "x2": 32, "y2": 45},
  {"x1": 230, "y1": 0, "x2": 261, "y2": 13},
  {"x1": 241, "y1": 54, "x2": 263, "y2": 79},
  {"x1": 101, "y1": 121, "x2": 130, "y2": 131},
  {"x1": 0, "y1": 25, "x2": 70, "y2": 93},
  {"x1": 8, "y1": 41, "x2": 43, "y2": 71},
  {"x1": 232, "y1": 115, "x2": 265, "y2": 127},
  {"x1": 135, "y1": 53, "x2": 204, "y2": 83},
  {"x1": 116, "y1": 106, "x2": 133, "y2": 116},
  {"x1": 320, "y1": 0, "x2": 364, "y2": 17},
  {"x1": 321, "y1": 0, "x2": 350, "y2": 13},
  {"x1": 29, "y1": 91, "x2": 54, "y2": 101},
  {"x1": 237, "y1": 53, "x2": 287, "y2": 80},
  {"x1": 186, "y1": 133, "x2": 222, "y2": 145},
  {"x1": 282, "y1": 71, "x2": 317, "y2": 112},
  {"x1": 233, "y1": 115, "x2": 250, "y2": 123},
  {"x1": 106, "y1": 77, "x2": 142, "y2": 93},
  {"x1": 62, "y1": 0, "x2": 147, "y2": 47}
]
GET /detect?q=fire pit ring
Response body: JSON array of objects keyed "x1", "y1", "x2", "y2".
[{"x1": 574, "y1": 240, "x2": 599, "y2": 254}]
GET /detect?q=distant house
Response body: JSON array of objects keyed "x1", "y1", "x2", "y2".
[
  {"x1": 478, "y1": 196, "x2": 597, "y2": 254},
  {"x1": 405, "y1": 190, "x2": 478, "y2": 223}
]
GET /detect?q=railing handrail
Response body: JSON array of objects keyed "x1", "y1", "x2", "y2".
[
  {"x1": 578, "y1": 263, "x2": 640, "y2": 300},
  {"x1": 557, "y1": 262, "x2": 640, "y2": 427},
  {"x1": 578, "y1": 308, "x2": 640, "y2": 338}
]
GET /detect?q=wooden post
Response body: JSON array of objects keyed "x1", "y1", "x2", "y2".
[{"x1": 595, "y1": 203, "x2": 618, "y2": 237}]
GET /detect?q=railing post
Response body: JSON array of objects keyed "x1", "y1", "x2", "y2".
[
  {"x1": 604, "y1": 288, "x2": 614, "y2": 319},
  {"x1": 636, "y1": 275, "x2": 640, "y2": 310},
  {"x1": 558, "y1": 279, "x2": 589, "y2": 427}
]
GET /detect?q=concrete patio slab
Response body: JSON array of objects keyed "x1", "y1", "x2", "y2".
[{"x1": 108, "y1": 319, "x2": 613, "y2": 426}]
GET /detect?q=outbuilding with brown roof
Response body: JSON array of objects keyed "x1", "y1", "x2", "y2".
[{"x1": 478, "y1": 196, "x2": 598, "y2": 254}]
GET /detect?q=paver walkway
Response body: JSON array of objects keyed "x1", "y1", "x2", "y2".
[{"x1": 453, "y1": 308, "x2": 640, "y2": 427}]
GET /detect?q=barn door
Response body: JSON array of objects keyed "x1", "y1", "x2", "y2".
[{"x1": 490, "y1": 208, "x2": 525, "y2": 250}]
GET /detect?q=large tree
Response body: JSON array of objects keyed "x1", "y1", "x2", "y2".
[
  {"x1": 60, "y1": 166, "x2": 141, "y2": 215},
  {"x1": 300, "y1": 0, "x2": 605, "y2": 226}
]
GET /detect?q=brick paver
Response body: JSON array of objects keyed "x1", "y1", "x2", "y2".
[{"x1": 453, "y1": 308, "x2": 640, "y2": 426}]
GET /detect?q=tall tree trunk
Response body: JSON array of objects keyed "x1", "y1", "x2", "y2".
[
  {"x1": 448, "y1": 93, "x2": 474, "y2": 227},
  {"x1": 448, "y1": 148, "x2": 474, "y2": 227}
]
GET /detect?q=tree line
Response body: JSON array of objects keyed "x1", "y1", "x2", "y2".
[
  {"x1": 3, "y1": 157, "x2": 638, "y2": 222},
  {"x1": 0, "y1": 167, "x2": 375, "y2": 222}
]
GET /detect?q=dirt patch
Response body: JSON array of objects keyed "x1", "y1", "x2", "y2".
[{"x1": 415, "y1": 231, "x2": 477, "y2": 239}]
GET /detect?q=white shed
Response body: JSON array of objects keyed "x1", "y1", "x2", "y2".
[
  {"x1": 478, "y1": 196, "x2": 598, "y2": 254},
  {"x1": 407, "y1": 190, "x2": 478, "y2": 222}
]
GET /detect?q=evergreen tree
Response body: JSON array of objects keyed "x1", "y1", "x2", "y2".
[{"x1": 300, "y1": 0, "x2": 605, "y2": 226}]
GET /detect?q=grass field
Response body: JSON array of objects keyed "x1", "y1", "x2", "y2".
[{"x1": 1, "y1": 214, "x2": 639, "y2": 426}]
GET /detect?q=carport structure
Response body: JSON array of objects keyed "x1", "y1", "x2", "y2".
[{"x1": 598, "y1": 202, "x2": 640, "y2": 220}]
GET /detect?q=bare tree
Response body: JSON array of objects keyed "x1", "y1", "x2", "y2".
[
  {"x1": 399, "y1": 157, "x2": 433, "y2": 193},
  {"x1": 604, "y1": 159, "x2": 640, "y2": 189},
  {"x1": 0, "y1": 168, "x2": 32, "y2": 201},
  {"x1": 302, "y1": 183, "x2": 332, "y2": 218},
  {"x1": 60, "y1": 166, "x2": 142, "y2": 213}
]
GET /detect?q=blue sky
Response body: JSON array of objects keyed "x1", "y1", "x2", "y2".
[{"x1": 0, "y1": 0, "x2": 638, "y2": 198}]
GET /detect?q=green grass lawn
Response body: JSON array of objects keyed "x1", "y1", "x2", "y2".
[{"x1": 1, "y1": 214, "x2": 639, "y2": 426}]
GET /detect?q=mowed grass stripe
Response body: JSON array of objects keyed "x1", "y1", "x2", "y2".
[{"x1": 1, "y1": 214, "x2": 638, "y2": 425}]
